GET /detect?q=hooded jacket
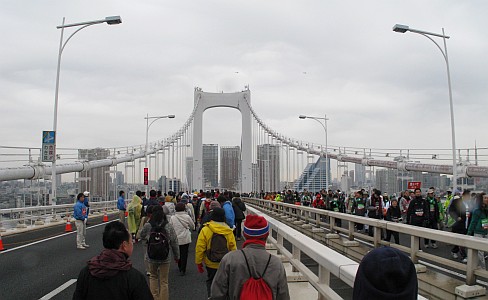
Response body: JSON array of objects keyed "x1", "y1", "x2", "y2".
[
  {"x1": 170, "y1": 211, "x2": 196, "y2": 245},
  {"x1": 127, "y1": 196, "x2": 142, "y2": 234},
  {"x1": 72, "y1": 249, "x2": 152, "y2": 300},
  {"x1": 195, "y1": 221, "x2": 237, "y2": 269}
]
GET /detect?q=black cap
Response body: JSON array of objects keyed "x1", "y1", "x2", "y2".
[{"x1": 211, "y1": 207, "x2": 225, "y2": 222}]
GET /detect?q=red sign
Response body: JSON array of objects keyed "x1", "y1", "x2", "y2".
[
  {"x1": 144, "y1": 168, "x2": 148, "y2": 185},
  {"x1": 407, "y1": 181, "x2": 421, "y2": 190}
]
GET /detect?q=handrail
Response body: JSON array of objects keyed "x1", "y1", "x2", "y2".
[{"x1": 244, "y1": 197, "x2": 488, "y2": 286}]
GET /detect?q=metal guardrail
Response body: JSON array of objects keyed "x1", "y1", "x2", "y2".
[
  {"x1": 0, "y1": 200, "x2": 118, "y2": 231},
  {"x1": 244, "y1": 197, "x2": 488, "y2": 287}
]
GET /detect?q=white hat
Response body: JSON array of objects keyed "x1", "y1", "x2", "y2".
[{"x1": 83, "y1": 191, "x2": 90, "y2": 196}]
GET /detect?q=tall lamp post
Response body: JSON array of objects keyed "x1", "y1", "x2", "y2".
[
  {"x1": 393, "y1": 24, "x2": 458, "y2": 193},
  {"x1": 51, "y1": 16, "x2": 122, "y2": 205},
  {"x1": 145, "y1": 114, "x2": 175, "y2": 193},
  {"x1": 299, "y1": 114, "x2": 329, "y2": 191}
]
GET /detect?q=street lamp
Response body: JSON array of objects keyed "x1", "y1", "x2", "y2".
[
  {"x1": 393, "y1": 24, "x2": 458, "y2": 193},
  {"x1": 145, "y1": 114, "x2": 175, "y2": 193},
  {"x1": 51, "y1": 16, "x2": 122, "y2": 205},
  {"x1": 299, "y1": 114, "x2": 329, "y2": 191}
]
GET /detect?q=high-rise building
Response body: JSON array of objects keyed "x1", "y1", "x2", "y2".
[
  {"x1": 115, "y1": 171, "x2": 124, "y2": 186},
  {"x1": 376, "y1": 168, "x2": 397, "y2": 195},
  {"x1": 355, "y1": 163, "x2": 365, "y2": 187},
  {"x1": 203, "y1": 144, "x2": 218, "y2": 189},
  {"x1": 78, "y1": 148, "x2": 111, "y2": 200},
  {"x1": 294, "y1": 157, "x2": 329, "y2": 193},
  {"x1": 220, "y1": 146, "x2": 240, "y2": 190},
  {"x1": 257, "y1": 144, "x2": 280, "y2": 192}
]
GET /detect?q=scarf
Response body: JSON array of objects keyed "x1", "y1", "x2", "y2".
[{"x1": 88, "y1": 249, "x2": 132, "y2": 279}]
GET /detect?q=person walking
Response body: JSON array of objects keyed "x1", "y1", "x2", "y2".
[
  {"x1": 170, "y1": 202, "x2": 196, "y2": 275},
  {"x1": 72, "y1": 221, "x2": 153, "y2": 300},
  {"x1": 83, "y1": 191, "x2": 90, "y2": 225},
  {"x1": 117, "y1": 191, "x2": 126, "y2": 224},
  {"x1": 127, "y1": 193, "x2": 142, "y2": 242},
  {"x1": 74, "y1": 193, "x2": 89, "y2": 250},
  {"x1": 211, "y1": 215, "x2": 290, "y2": 300},
  {"x1": 232, "y1": 193, "x2": 246, "y2": 241},
  {"x1": 140, "y1": 205, "x2": 179, "y2": 300},
  {"x1": 467, "y1": 193, "x2": 488, "y2": 269},
  {"x1": 449, "y1": 195, "x2": 468, "y2": 262},
  {"x1": 195, "y1": 207, "x2": 237, "y2": 299},
  {"x1": 424, "y1": 188, "x2": 439, "y2": 249},
  {"x1": 384, "y1": 198, "x2": 401, "y2": 244}
]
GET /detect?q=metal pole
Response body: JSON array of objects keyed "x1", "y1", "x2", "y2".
[
  {"x1": 443, "y1": 28, "x2": 458, "y2": 193},
  {"x1": 325, "y1": 114, "x2": 329, "y2": 191},
  {"x1": 51, "y1": 17, "x2": 65, "y2": 206},
  {"x1": 145, "y1": 113, "x2": 149, "y2": 194}
]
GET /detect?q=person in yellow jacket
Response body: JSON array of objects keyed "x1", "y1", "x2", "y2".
[
  {"x1": 127, "y1": 191, "x2": 142, "y2": 242},
  {"x1": 195, "y1": 207, "x2": 236, "y2": 299}
]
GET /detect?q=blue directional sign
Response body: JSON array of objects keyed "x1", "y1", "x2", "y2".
[
  {"x1": 43, "y1": 131, "x2": 56, "y2": 144},
  {"x1": 42, "y1": 131, "x2": 56, "y2": 162}
]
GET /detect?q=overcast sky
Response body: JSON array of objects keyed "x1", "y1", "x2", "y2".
[{"x1": 1, "y1": 1, "x2": 487, "y2": 165}]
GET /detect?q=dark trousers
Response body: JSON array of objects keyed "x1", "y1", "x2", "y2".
[
  {"x1": 206, "y1": 267, "x2": 218, "y2": 297},
  {"x1": 452, "y1": 222, "x2": 467, "y2": 258},
  {"x1": 235, "y1": 219, "x2": 243, "y2": 238},
  {"x1": 178, "y1": 243, "x2": 190, "y2": 273},
  {"x1": 424, "y1": 219, "x2": 437, "y2": 245},
  {"x1": 355, "y1": 223, "x2": 364, "y2": 231},
  {"x1": 385, "y1": 230, "x2": 400, "y2": 244}
]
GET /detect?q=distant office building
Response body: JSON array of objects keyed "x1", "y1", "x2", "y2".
[
  {"x1": 158, "y1": 175, "x2": 168, "y2": 194},
  {"x1": 355, "y1": 164, "x2": 365, "y2": 187},
  {"x1": 257, "y1": 144, "x2": 280, "y2": 192},
  {"x1": 78, "y1": 148, "x2": 111, "y2": 200},
  {"x1": 167, "y1": 178, "x2": 181, "y2": 193},
  {"x1": 293, "y1": 157, "x2": 329, "y2": 193},
  {"x1": 221, "y1": 146, "x2": 240, "y2": 191},
  {"x1": 203, "y1": 144, "x2": 218, "y2": 189},
  {"x1": 376, "y1": 168, "x2": 397, "y2": 195},
  {"x1": 115, "y1": 171, "x2": 124, "y2": 186}
]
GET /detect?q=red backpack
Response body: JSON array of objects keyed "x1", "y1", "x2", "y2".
[{"x1": 239, "y1": 250, "x2": 273, "y2": 300}]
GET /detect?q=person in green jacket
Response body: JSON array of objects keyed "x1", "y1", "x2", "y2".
[
  {"x1": 127, "y1": 192, "x2": 143, "y2": 242},
  {"x1": 467, "y1": 193, "x2": 488, "y2": 269}
]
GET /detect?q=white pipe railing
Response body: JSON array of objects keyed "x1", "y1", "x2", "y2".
[{"x1": 244, "y1": 198, "x2": 488, "y2": 287}]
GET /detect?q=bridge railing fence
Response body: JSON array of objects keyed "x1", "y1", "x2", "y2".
[
  {"x1": 243, "y1": 197, "x2": 488, "y2": 286},
  {"x1": 0, "y1": 200, "x2": 118, "y2": 231}
]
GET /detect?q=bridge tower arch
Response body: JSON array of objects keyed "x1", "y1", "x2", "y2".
[{"x1": 192, "y1": 88, "x2": 252, "y2": 192}]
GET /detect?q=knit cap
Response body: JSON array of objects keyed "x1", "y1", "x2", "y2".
[
  {"x1": 353, "y1": 247, "x2": 417, "y2": 300},
  {"x1": 211, "y1": 208, "x2": 225, "y2": 222},
  {"x1": 243, "y1": 215, "x2": 269, "y2": 240},
  {"x1": 209, "y1": 200, "x2": 221, "y2": 210}
]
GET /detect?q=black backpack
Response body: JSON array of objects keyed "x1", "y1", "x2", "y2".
[
  {"x1": 206, "y1": 233, "x2": 229, "y2": 262},
  {"x1": 147, "y1": 223, "x2": 170, "y2": 261}
]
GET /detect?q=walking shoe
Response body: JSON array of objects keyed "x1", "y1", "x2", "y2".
[
  {"x1": 424, "y1": 244, "x2": 429, "y2": 248},
  {"x1": 82, "y1": 244, "x2": 90, "y2": 248},
  {"x1": 146, "y1": 272, "x2": 150, "y2": 276},
  {"x1": 77, "y1": 246, "x2": 86, "y2": 250},
  {"x1": 451, "y1": 252, "x2": 459, "y2": 259},
  {"x1": 462, "y1": 258, "x2": 468, "y2": 263},
  {"x1": 431, "y1": 243, "x2": 438, "y2": 249}
]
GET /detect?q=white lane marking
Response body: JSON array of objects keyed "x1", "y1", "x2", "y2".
[
  {"x1": 0, "y1": 220, "x2": 114, "y2": 254},
  {"x1": 39, "y1": 279, "x2": 77, "y2": 300}
]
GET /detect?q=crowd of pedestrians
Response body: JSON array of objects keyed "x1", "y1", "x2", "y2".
[
  {"x1": 252, "y1": 186, "x2": 488, "y2": 267},
  {"x1": 72, "y1": 189, "x2": 290, "y2": 300}
]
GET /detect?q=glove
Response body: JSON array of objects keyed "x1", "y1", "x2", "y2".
[
  {"x1": 83, "y1": 219, "x2": 87, "y2": 224},
  {"x1": 197, "y1": 263, "x2": 204, "y2": 273}
]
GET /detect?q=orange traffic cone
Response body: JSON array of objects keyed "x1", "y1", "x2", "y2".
[
  {"x1": 103, "y1": 212, "x2": 109, "y2": 222},
  {"x1": 65, "y1": 216, "x2": 73, "y2": 232},
  {"x1": 0, "y1": 234, "x2": 5, "y2": 251}
]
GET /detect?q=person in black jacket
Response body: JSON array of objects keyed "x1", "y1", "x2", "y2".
[
  {"x1": 232, "y1": 193, "x2": 246, "y2": 241},
  {"x1": 407, "y1": 188, "x2": 429, "y2": 249},
  {"x1": 73, "y1": 221, "x2": 152, "y2": 300},
  {"x1": 449, "y1": 195, "x2": 467, "y2": 261},
  {"x1": 384, "y1": 198, "x2": 402, "y2": 244}
]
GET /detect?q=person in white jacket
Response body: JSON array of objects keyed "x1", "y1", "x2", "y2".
[{"x1": 170, "y1": 202, "x2": 196, "y2": 275}]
